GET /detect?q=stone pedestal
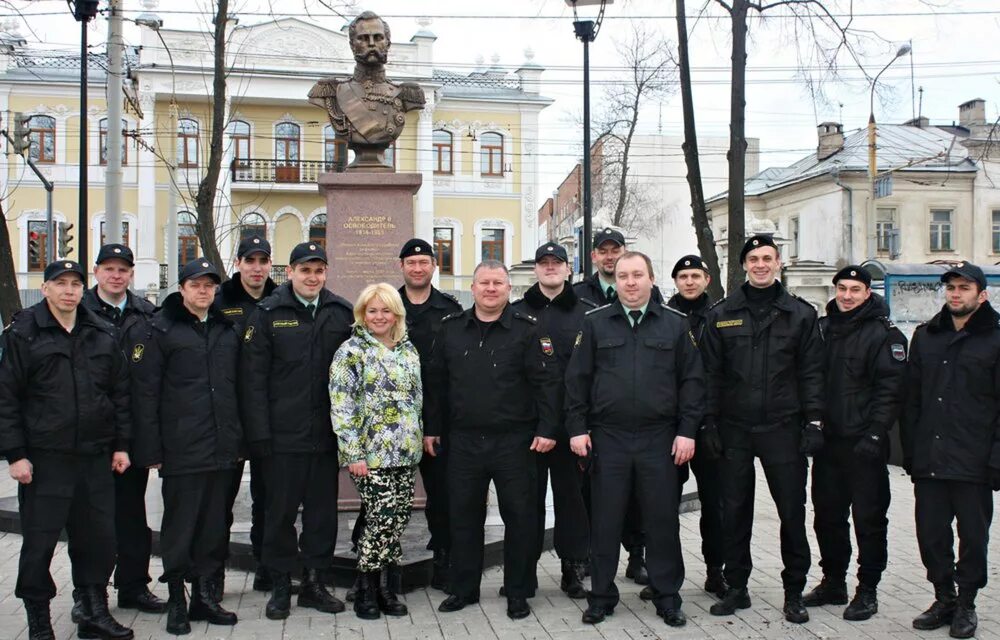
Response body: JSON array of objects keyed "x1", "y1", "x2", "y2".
[
  {"x1": 318, "y1": 172, "x2": 422, "y2": 302},
  {"x1": 783, "y1": 260, "x2": 838, "y2": 311}
]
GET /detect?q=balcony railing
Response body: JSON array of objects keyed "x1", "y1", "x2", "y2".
[{"x1": 231, "y1": 158, "x2": 338, "y2": 184}]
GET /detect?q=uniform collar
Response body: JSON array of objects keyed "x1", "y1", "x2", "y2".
[
  {"x1": 726, "y1": 281, "x2": 794, "y2": 312},
  {"x1": 523, "y1": 281, "x2": 578, "y2": 310},
  {"x1": 464, "y1": 302, "x2": 513, "y2": 329}
]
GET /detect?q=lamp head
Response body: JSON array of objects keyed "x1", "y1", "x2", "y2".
[{"x1": 895, "y1": 43, "x2": 912, "y2": 58}]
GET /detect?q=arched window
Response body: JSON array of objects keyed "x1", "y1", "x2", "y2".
[
  {"x1": 433, "y1": 130, "x2": 453, "y2": 174},
  {"x1": 100, "y1": 118, "x2": 129, "y2": 165},
  {"x1": 178, "y1": 211, "x2": 199, "y2": 264},
  {"x1": 28, "y1": 115, "x2": 55, "y2": 163},
  {"x1": 177, "y1": 119, "x2": 199, "y2": 168},
  {"x1": 310, "y1": 214, "x2": 327, "y2": 248},
  {"x1": 434, "y1": 227, "x2": 454, "y2": 274},
  {"x1": 239, "y1": 212, "x2": 267, "y2": 242},
  {"x1": 480, "y1": 132, "x2": 503, "y2": 176},
  {"x1": 229, "y1": 120, "x2": 250, "y2": 167},
  {"x1": 275, "y1": 122, "x2": 300, "y2": 165},
  {"x1": 383, "y1": 141, "x2": 396, "y2": 169}
]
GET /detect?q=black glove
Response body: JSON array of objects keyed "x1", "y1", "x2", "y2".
[
  {"x1": 698, "y1": 422, "x2": 723, "y2": 460},
  {"x1": 990, "y1": 467, "x2": 1000, "y2": 492},
  {"x1": 854, "y1": 427, "x2": 886, "y2": 460},
  {"x1": 799, "y1": 422, "x2": 824, "y2": 456},
  {"x1": 248, "y1": 439, "x2": 273, "y2": 459}
]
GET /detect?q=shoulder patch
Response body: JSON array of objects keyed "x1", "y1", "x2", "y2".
[
  {"x1": 244, "y1": 325, "x2": 255, "y2": 343},
  {"x1": 573, "y1": 330, "x2": 583, "y2": 349},
  {"x1": 715, "y1": 319, "x2": 744, "y2": 328},
  {"x1": 222, "y1": 307, "x2": 244, "y2": 316},
  {"x1": 890, "y1": 342, "x2": 906, "y2": 362},
  {"x1": 539, "y1": 336, "x2": 554, "y2": 356},
  {"x1": 272, "y1": 319, "x2": 299, "y2": 328},
  {"x1": 585, "y1": 303, "x2": 612, "y2": 316},
  {"x1": 661, "y1": 303, "x2": 687, "y2": 317},
  {"x1": 131, "y1": 344, "x2": 145, "y2": 363}
]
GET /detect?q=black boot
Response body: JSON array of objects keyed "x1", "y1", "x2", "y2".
[
  {"x1": 209, "y1": 566, "x2": 225, "y2": 603},
  {"x1": 298, "y1": 568, "x2": 345, "y2": 613},
  {"x1": 704, "y1": 566, "x2": 728, "y2": 598},
  {"x1": 802, "y1": 577, "x2": 848, "y2": 607},
  {"x1": 560, "y1": 559, "x2": 587, "y2": 599},
  {"x1": 24, "y1": 599, "x2": 55, "y2": 640},
  {"x1": 431, "y1": 549, "x2": 450, "y2": 592},
  {"x1": 265, "y1": 572, "x2": 292, "y2": 620},
  {"x1": 950, "y1": 588, "x2": 978, "y2": 639},
  {"x1": 71, "y1": 588, "x2": 85, "y2": 624},
  {"x1": 783, "y1": 591, "x2": 809, "y2": 624},
  {"x1": 188, "y1": 577, "x2": 237, "y2": 626},
  {"x1": 78, "y1": 586, "x2": 134, "y2": 640},
  {"x1": 354, "y1": 572, "x2": 380, "y2": 620},
  {"x1": 165, "y1": 580, "x2": 190, "y2": 636},
  {"x1": 252, "y1": 566, "x2": 273, "y2": 592},
  {"x1": 913, "y1": 582, "x2": 957, "y2": 630},
  {"x1": 624, "y1": 547, "x2": 649, "y2": 585},
  {"x1": 843, "y1": 584, "x2": 879, "y2": 621},
  {"x1": 117, "y1": 585, "x2": 168, "y2": 614},
  {"x1": 709, "y1": 587, "x2": 751, "y2": 616},
  {"x1": 377, "y1": 569, "x2": 408, "y2": 616},
  {"x1": 345, "y1": 573, "x2": 362, "y2": 603}
]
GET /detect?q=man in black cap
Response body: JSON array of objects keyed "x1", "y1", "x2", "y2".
[
  {"x1": 132, "y1": 258, "x2": 241, "y2": 635},
  {"x1": 212, "y1": 235, "x2": 278, "y2": 596},
  {"x1": 902, "y1": 261, "x2": 1000, "y2": 639},
  {"x1": 700, "y1": 234, "x2": 824, "y2": 623},
  {"x1": 0, "y1": 260, "x2": 135, "y2": 640},
  {"x1": 79, "y1": 244, "x2": 165, "y2": 616},
  {"x1": 512, "y1": 242, "x2": 590, "y2": 600},
  {"x1": 241, "y1": 242, "x2": 354, "y2": 620},
  {"x1": 803, "y1": 266, "x2": 906, "y2": 621}
]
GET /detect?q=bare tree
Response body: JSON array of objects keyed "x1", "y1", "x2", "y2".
[{"x1": 0, "y1": 199, "x2": 19, "y2": 323}]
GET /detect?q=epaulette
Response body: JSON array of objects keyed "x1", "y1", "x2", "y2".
[
  {"x1": 580, "y1": 298, "x2": 599, "y2": 309},
  {"x1": 585, "y1": 303, "x2": 612, "y2": 316},
  {"x1": 789, "y1": 292, "x2": 818, "y2": 310},
  {"x1": 511, "y1": 298, "x2": 524, "y2": 306},
  {"x1": 708, "y1": 298, "x2": 727, "y2": 310},
  {"x1": 440, "y1": 312, "x2": 462, "y2": 323},
  {"x1": 439, "y1": 290, "x2": 461, "y2": 307},
  {"x1": 512, "y1": 311, "x2": 537, "y2": 324},
  {"x1": 661, "y1": 302, "x2": 687, "y2": 317}
]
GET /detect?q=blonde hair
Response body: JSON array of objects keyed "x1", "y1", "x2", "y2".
[{"x1": 353, "y1": 282, "x2": 407, "y2": 344}]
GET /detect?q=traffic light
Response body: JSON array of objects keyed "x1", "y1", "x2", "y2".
[
  {"x1": 28, "y1": 230, "x2": 41, "y2": 265},
  {"x1": 10, "y1": 112, "x2": 31, "y2": 156},
  {"x1": 58, "y1": 222, "x2": 74, "y2": 258},
  {"x1": 71, "y1": 0, "x2": 100, "y2": 21}
]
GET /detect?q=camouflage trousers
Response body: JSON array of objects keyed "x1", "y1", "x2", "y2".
[{"x1": 354, "y1": 465, "x2": 417, "y2": 572}]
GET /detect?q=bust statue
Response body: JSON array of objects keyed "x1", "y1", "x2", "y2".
[{"x1": 308, "y1": 11, "x2": 425, "y2": 172}]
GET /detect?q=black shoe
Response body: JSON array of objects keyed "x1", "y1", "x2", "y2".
[
  {"x1": 252, "y1": 567, "x2": 273, "y2": 592},
  {"x1": 659, "y1": 608, "x2": 687, "y2": 627},
  {"x1": 431, "y1": 549, "x2": 450, "y2": 592},
  {"x1": 704, "y1": 566, "x2": 728, "y2": 598},
  {"x1": 950, "y1": 588, "x2": 978, "y2": 639},
  {"x1": 377, "y1": 570, "x2": 408, "y2": 616},
  {"x1": 117, "y1": 586, "x2": 168, "y2": 614},
  {"x1": 913, "y1": 582, "x2": 957, "y2": 630},
  {"x1": 77, "y1": 586, "x2": 134, "y2": 640},
  {"x1": 581, "y1": 604, "x2": 614, "y2": 624},
  {"x1": 352, "y1": 572, "x2": 380, "y2": 620},
  {"x1": 297, "y1": 568, "x2": 345, "y2": 614},
  {"x1": 188, "y1": 577, "x2": 237, "y2": 626},
  {"x1": 71, "y1": 588, "x2": 85, "y2": 625},
  {"x1": 209, "y1": 567, "x2": 225, "y2": 603},
  {"x1": 802, "y1": 578, "x2": 848, "y2": 607},
  {"x1": 783, "y1": 592, "x2": 809, "y2": 624},
  {"x1": 639, "y1": 585, "x2": 655, "y2": 601},
  {"x1": 507, "y1": 597, "x2": 530, "y2": 620},
  {"x1": 625, "y1": 548, "x2": 649, "y2": 585},
  {"x1": 266, "y1": 572, "x2": 292, "y2": 620},
  {"x1": 559, "y1": 559, "x2": 587, "y2": 599},
  {"x1": 165, "y1": 580, "x2": 190, "y2": 636},
  {"x1": 438, "y1": 594, "x2": 478, "y2": 613},
  {"x1": 843, "y1": 584, "x2": 878, "y2": 621},
  {"x1": 709, "y1": 587, "x2": 751, "y2": 616},
  {"x1": 24, "y1": 599, "x2": 55, "y2": 640},
  {"x1": 345, "y1": 573, "x2": 361, "y2": 603}
]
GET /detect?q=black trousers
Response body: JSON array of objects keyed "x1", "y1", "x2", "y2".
[
  {"x1": 211, "y1": 461, "x2": 245, "y2": 569},
  {"x1": 15, "y1": 453, "x2": 116, "y2": 601},
  {"x1": 448, "y1": 431, "x2": 538, "y2": 600},
  {"x1": 588, "y1": 429, "x2": 684, "y2": 611},
  {"x1": 159, "y1": 470, "x2": 230, "y2": 582},
  {"x1": 419, "y1": 438, "x2": 450, "y2": 551},
  {"x1": 262, "y1": 452, "x2": 339, "y2": 574},
  {"x1": 914, "y1": 478, "x2": 993, "y2": 590},
  {"x1": 689, "y1": 451, "x2": 725, "y2": 569},
  {"x1": 112, "y1": 463, "x2": 153, "y2": 592},
  {"x1": 533, "y1": 442, "x2": 589, "y2": 563},
  {"x1": 719, "y1": 426, "x2": 810, "y2": 593},
  {"x1": 811, "y1": 436, "x2": 890, "y2": 586},
  {"x1": 249, "y1": 456, "x2": 267, "y2": 563},
  {"x1": 583, "y1": 466, "x2": 644, "y2": 553}
]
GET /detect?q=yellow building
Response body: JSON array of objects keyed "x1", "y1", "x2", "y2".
[{"x1": 1, "y1": 15, "x2": 551, "y2": 294}]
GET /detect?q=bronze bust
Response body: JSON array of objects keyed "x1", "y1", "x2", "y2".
[{"x1": 308, "y1": 11, "x2": 425, "y2": 172}]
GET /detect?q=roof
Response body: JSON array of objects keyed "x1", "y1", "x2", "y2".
[
  {"x1": 432, "y1": 69, "x2": 552, "y2": 104},
  {"x1": 2, "y1": 49, "x2": 139, "y2": 84}
]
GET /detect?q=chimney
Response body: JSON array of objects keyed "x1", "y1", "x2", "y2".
[
  {"x1": 817, "y1": 122, "x2": 844, "y2": 161},
  {"x1": 959, "y1": 99, "x2": 986, "y2": 128}
]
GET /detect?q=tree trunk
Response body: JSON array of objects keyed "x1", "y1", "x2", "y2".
[
  {"x1": 676, "y1": 0, "x2": 724, "y2": 301},
  {"x1": 0, "y1": 200, "x2": 22, "y2": 324},
  {"x1": 726, "y1": 0, "x2": 750, "y2": 292}
]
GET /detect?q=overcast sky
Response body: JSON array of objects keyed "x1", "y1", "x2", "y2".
[{"x1": 11, "y1": 0, "x2": 1000, "y2": 197}]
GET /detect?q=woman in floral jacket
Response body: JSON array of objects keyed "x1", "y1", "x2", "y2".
[{"x1": 329, "y1": 282, "x2": 423, "y2": 620}]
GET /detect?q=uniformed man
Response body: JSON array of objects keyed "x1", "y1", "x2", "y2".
[
  {"x1": 0, "y1": 260, "x2": 134, "y2": 640},
  {"x1": 803, "y1": 266, "x2": 906, "y2": 621},
  {"x1": 902, "y1": 262, "x2": 1000, "y2": 639},
  {"x1": 132, "y1": 259, "x2": 241, "y2": 635},
  {"x1": 566, "y1": 251, "x2": 704, "y2": 628},
  {"x1": 512, "y1": 242, "x2": 590, "y2": 600},
  {"x1": 79, "y1": 244, "x2": 165, "y2": 617},
  {"x1": 240, "y1": 242, "x2": 354, "y2": 620},
  {"x1": 212, "y1": 235, "x2": 278, "y2": 596},
  {"x1": 700, "y1": 234, "x2": 824, "y2": 624},
  {"x1": 426, "y1": 260, "x2": 561, "y2": 620}
]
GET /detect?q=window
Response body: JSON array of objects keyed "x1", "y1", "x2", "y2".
[
  {"x1": 177, "y1": 119, "x2": 199, "y2": 168},
  {"x1": 993, "y1": 210, "x2": 1000, "y2": 254},
  {"x1": 27, "y1": 220, "x2": 50, "y2": 271},
  {"x1": 239, "y1": 212, "x2": 267, "y2": 242},
  {"x1": 876, "y1": 207, "x2": 897, "y2": 254},
  {"x1": 480, "y1": 132, "x2": 503, "y2": 176},
  {"x1": 230, "y1": 120, "x2": 250, "y2": 167},
  {"x1": 275, "y1": 122, "x2": 300, "y2": 165},
  {"x1": 99, "y1": 221, "x2": 130, "y2": 247},
  {"x1": 789, "y1": 216, "x2": 800, "y2": 259},
  {"x1": 28, "y1": 115, "x2": 55, "y2": 164},
  {"x1": 481, "y1": 228, "x2": 504, "y2": 262},
  {"x1": 310, "y1": 214, "x2": 327, "y2": 249},
  {"x1": 384, "y1": 141, "x2": 396, "y2": 169},
  {"x1": 99, "y1": 118, "x2": 129, "y2": 166},
  {"x1": 323, "y1": 125, "x2": 345, "y2": 171},
  {"x1": 929, "y1": 209, "x2": 953, "y2": 251},
  {"x1": 433, "y1": 130, "x2": 453, "y2": 174},
  {"x1": 178, "y1": 211, "x2": 198, "y2": 264},
  {"x1": 434, "y1": 227, "x2": 454, "y2": 275}
]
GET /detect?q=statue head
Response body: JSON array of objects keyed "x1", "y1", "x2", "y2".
[{"x1": 349, "y1": 11, "x2": 391, "y2": 67}]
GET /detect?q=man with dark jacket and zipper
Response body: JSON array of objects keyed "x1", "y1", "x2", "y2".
[
  {"x1": 0, "y1": 260, "x2": 134, "y2": 640},
  {"x1": 512, "y1": 242, "x2": 591, "y2": 600},
  {"x1": 902, "y1": 262, "x2": 1000, "y2": 640},
  {"x1": 80, "y1": 244, "x2": 165, "y2": 618},
  {"x1": 240, "y1": 242, "x2": 354, "y2": 620},
  {"x1": 803, "y1": 266, "x2": 906, "y2": 621},
  {"x1": 132, "y1": 259, "x2": 241, "y2": 635},
  {"x1": 211, "y1": 235, "x2": 278, "y2": 596},
  {"x1": 700, "y1": 234, "x2": 824, "y2": 624}
]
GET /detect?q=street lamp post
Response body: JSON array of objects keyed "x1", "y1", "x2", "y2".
[
  {"x1": 566, "y1": 0, "x2": 611, "y2": 278},
  {"x1": 867, "y1": 43, "x2": 911, "y2": 259},
  {"x1": 71, "y1": 0, "x2": 100, "y2": 270}
]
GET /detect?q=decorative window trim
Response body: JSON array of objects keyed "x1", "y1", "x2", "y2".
[
  {"x1": 434, "y1": 217, "x2": 464, "y2": 276},
  {"x1": 16, "y1": 209, "x2": 69, "y2": 272},
  {"x1": 473, "y1": 218, "x2": 514, "y2": 266}
]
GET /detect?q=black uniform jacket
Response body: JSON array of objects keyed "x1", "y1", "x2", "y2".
[
  {"x1": 0, "y1": 302, "x2": 131, "y2": 462},
  {"x1": 573, "y1": 272, "x2": 664, "y2": 308},
  {"x1": 240, "y1": 283, "x2": 353, "y2": 454},
  {"x1": 400, "y1": 286, "x2": 462, "y2": 365},
  {"x1": 666, "y1": 292, "x2": 711, "y2": 343},
  {"x1": 902, "y1": 301, "x2": 1000, "y2": 484},
  {"x1": 82, "y1": 287, "x2": 156, "y2": 352},
  {"x1": 564, "y1": 300, "x2": 705, "y2": 439},
  {"x1": 700, "y1": 282, "x2": 824, "y2": 430},
  {"x1": 512, "y1": 282, "x2": 588, "y2": 373},
  {"x1": 131, "y1": 293, "x2": 242, "y2": 475},
  {"x1": 424, "y1": 303, "x2": 561, "y2": 439},
  {"x1": 213, "y1": 273, "x2": 277, "y2": 332},
  {"x1": 819, "y1": 294, "x2": 907, "y2": 439}
]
